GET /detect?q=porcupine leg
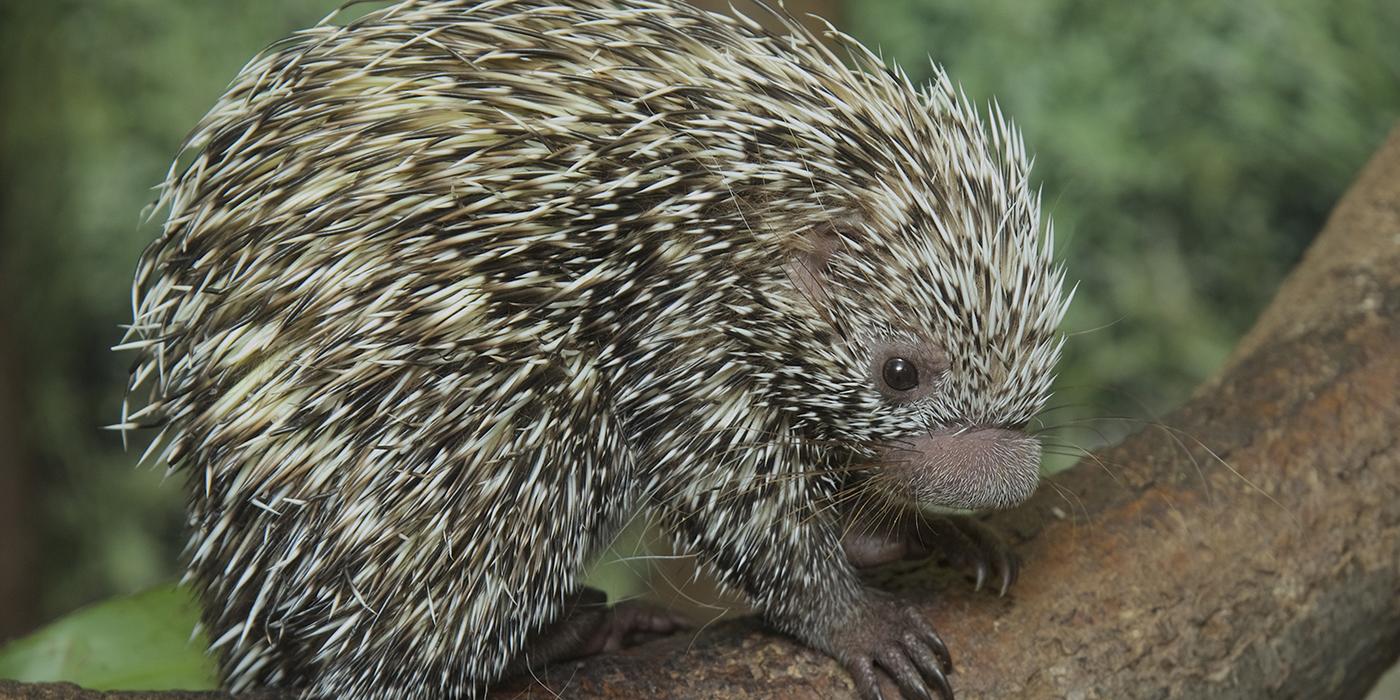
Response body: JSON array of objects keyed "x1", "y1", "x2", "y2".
[
  {"x1": 661, "y1": 486, "x2": 957, "y2": 700},
  {"x1": 188, "y1": 354, "x2": 670, "y2": 699},
  {"x1": 842, "y1": 513, "x2": 1020, "y2": 596},
  {"x1": 504, "y1": 586, "x2": 689, "y2": 676}
]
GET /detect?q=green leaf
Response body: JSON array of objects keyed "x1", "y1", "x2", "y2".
[{"x1": 0, "y1": 585, "x2": 218, "y2": 691}]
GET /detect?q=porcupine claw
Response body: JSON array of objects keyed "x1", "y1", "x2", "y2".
[
  {"x1": 827, "y1": 591, "x2": 955, "y2": 700},
  {"x1": 940, "y1": 516, "x2": 1018, "y2": 597},
  {"x1": 843, "y1": 514, "x2": 1019, "y2": 597},
  {"x1": 915, "y1": 516, "x2": 1019, "y2": 597}
]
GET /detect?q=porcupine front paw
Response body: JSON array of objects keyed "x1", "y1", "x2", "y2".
[
  {"x1": 919, "y1": 516, "x2": 1020, "y2": 596},
  {"x1": 823, "y1": 591, "x2": 955, "y2": 700},
  {"x1": 844, "y1": 514, "x2": 1019, "y2": 596}
]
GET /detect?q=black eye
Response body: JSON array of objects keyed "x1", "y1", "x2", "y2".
[{"x1": 882, "y1": 357, "x2": 919, "y2": 391}]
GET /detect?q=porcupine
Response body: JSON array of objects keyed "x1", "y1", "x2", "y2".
[{"x1": 117, "y1": 0, "x2": 1071, "y2": 697}]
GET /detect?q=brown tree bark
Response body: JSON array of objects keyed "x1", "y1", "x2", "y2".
[{"x1": 3, "y1": 126, "x2": 1398, "y2": 699}]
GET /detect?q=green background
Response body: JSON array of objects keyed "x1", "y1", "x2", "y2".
[{"x1": 0, "y1": 0, "x2": 1396, "y2": 693}]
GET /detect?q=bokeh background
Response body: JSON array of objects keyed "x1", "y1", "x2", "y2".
[{"x1": 0, "y1": 0, "x2": 1397, "y2": 693}]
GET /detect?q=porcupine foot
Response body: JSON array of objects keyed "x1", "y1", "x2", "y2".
[
  {"x1": 823, "y1": 590, "x2": 955, "y2": 700},
  {"x1": 843, "y1": 514, "x2": 1019, "y2": 595},
  {"x1": 505, "y1": 587, "x2": 689, "y2": 677}
]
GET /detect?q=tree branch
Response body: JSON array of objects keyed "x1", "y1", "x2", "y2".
[{"x1": 6, "y1": 127, "x2": 1399, "y2": 700}]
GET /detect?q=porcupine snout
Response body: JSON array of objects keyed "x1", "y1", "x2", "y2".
[{"x1": 880, "y1": 427, "x2": 1042, "y2": 511}]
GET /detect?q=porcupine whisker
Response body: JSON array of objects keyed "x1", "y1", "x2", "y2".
[
  {"x1": 1151, "y1": 417, "x2": 1289, "y2": 517},
  {"x1": 859, "y1": 475, "x2": 914, "y2": 556},
  {"x1": 630, "y1": 548, "x2": 739, "y2": 620},
  {"x1": 1028, "y1": 400, "x2": 1098, "y2": 418},
  {"x1": 1033, "y1": 413, "x2": 1282, "y2": 512},
  {"x1": 1029, "y1": 412, "x2": 1124, "y2": 441},
  {"x1": 1039, "y1": 475, "x2": 1093, "y2": 525},
  {"x1": 681, "y1": 605, "x2": 742, "y2": 656},
  {"x1": 600, "y1": 550, "x2": 702, "y2": 570},
  {"x1": 852, "y1": 473, "x2": 907, "y2": 536},
  {"x1": 1036, "y1": 430, "x2": 1120, "y2": 461},
  {"x1": 832, "y1": 494, "x2": 874, "y2": 547},
  {"x1": 520, "y1": 658, "x2": 566, "y2": 700},
  {"x1": 817, "y1": 495, "x2": 876, "y2": 559},
  {"x1": 810, "y1": 472, "x2": 899, "y2": 538},
  {"x1": 580, "y1": 499, "x2": 661, "y2": 575},
  {"x1": 1036, "y1": 442, "x2": 1131, "y2": 492},
  {"x1": 1063, "y1": 315, "x2": 1129, "y2": 338}
]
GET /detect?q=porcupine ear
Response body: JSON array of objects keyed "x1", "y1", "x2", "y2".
[{"x1": 786, "y1": 223, "x2": 844, "y2": 316}]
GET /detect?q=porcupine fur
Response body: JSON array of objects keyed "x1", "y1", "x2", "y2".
[{"x1": 118, "y1": 0, "x2": 1071, "y2": 697}]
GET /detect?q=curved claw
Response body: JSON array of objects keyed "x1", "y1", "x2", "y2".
[
  {"x1": 912, "y1": 654, "x2": 954, "y2": 700},
  {"x1": 851, "y1": 658, "x2": 886, "y2": 700},
  {"x1": 908, "y1": 608, "x2": 953, "y2": 674},
  {"x1": 879, "y1": 646, "x2": 933, "y2": 700},
  {"x1": 997, "y1": 547, "x2": 1019, "y2": 596},
  {"x1": 825, "y1": 595, "x2": 958, "y2": 700},
  {"x1": 901, "y1": 630, "x2": 953, "y2": 700},
  {"x1": 918, "y1": 516, "x2": 1019, "y2": 598}
]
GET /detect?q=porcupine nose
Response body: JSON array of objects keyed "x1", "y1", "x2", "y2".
[{"x1": 882, "y1": 427, "x2": 1043, "y2": 511}]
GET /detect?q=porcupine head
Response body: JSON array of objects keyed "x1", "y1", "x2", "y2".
[{"x1": 118, "y1": 1, "x2": 1071, "y2": 698}]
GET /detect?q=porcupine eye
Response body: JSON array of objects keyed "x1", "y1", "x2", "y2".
[{"x1": 882, "y1": 357, "x2": 919, "y2": 391}]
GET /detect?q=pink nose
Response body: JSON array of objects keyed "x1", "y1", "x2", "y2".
[{"x1": 880, "y1": 427, "x2": 1042, "y2": 511}]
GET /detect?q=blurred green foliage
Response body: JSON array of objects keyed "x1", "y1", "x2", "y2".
[
  {"x1": 0, "y1": 0, "x2": 1396, "y2": 686},
  {"x1": 0, "y1": 0, "x2": 355, "y2": 630},
  {"x1": 0, "y1": 586, "x2": 214, "y2": 690}
]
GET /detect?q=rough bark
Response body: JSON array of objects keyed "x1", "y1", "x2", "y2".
[{"x1": 3, "y1": 127, "x2": 1397, "y2": 700}]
